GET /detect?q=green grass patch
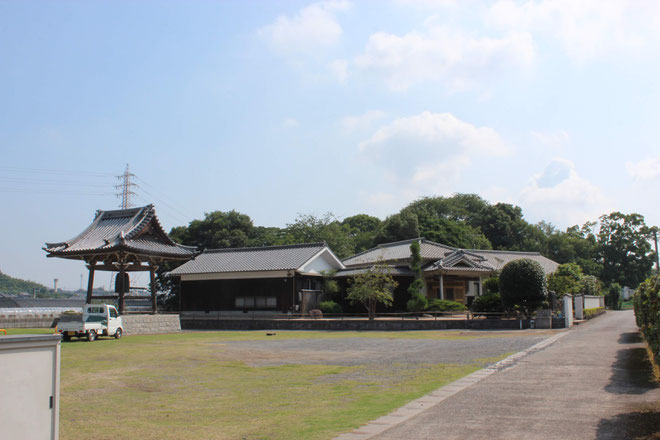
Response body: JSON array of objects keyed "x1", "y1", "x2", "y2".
[
  {"x1": 4, "y1": 327, "x2": 55, "y2": 335},
  {"x1": 57, "y1": 330, "x2": 509, "y2": 439}
]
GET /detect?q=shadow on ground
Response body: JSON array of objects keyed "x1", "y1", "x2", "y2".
[
  {"x1": 597, "y1": 407, "x2": 660, "y2": 440},
  {"x1": 619, "y1": 332, "x2": 644, "y2": 344},
  {"x1": 605, "y1": 340, "x2": 657, "y2": 395}
]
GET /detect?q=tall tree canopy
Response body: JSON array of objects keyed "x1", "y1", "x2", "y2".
[
  {"x1": 166, "y1": 195, "x2": 657, "y2": 292},
  {"x1": 170, "y1": 210, "x2": 253, "y2": 249},
  {"x1": 285, "y1": 213, "x2": 354, "y2": 259},
  {"x1": 598, "y1": 212, "x2": 654, "y2": 287}
]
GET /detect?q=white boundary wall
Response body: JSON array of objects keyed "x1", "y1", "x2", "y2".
[{"x1": 563, "y1": 295, "x2": 574, "y2": 328}]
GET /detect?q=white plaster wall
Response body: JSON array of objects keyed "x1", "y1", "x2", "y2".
[
  {"x1": 575, "y1": 295, "x2": 584, "y2": 319},
  {"x1": 584, "y1": 295, "x2": 605, "y2": 309},
  {"x1": 299, "y1": 250, "x2": 342, "y2": 274},
  {"x1": 563, "y1": 296, "x2": 574, "y2": 328},
  {"x1": 465, "y1": 281, "x2": 480, "y2": 297}
]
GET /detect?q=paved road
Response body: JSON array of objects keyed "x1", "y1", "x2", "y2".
[{"x1": 344, "y1": 310, "x2": 660, "y2": 440}]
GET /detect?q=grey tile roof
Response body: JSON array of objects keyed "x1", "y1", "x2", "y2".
[
  {"x1": 342, "y1": 238, "x2": 455, "y2": 267},
  {"x1": 169, "y1": 243, "x2": 328, "y2": 275},
  {"x1": 44, "y1": 204, "x2": 196, "y2": 260},
  {"x1": 335, "y1": 265, "x2": 415, "y2": 278},
  {"x1": 342, "y1": 238, "x2": 559, "y2": 275},
  {"x1": 424, "y1": 250, "x2": 495, "y2": 272},
  {"x1": 465, "y1": 249, "x2": 559, "y2": 274}
]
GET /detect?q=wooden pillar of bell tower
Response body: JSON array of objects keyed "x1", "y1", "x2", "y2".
[
  {"x1": 150, "y1": 264, "x2": 158, "y2": 315},
  {"x1": 85, "y1": 262, "x2": 96, "y2": 304},
  {"x1": 118, "y1": 264, "x2": 127, "y2": 315}
]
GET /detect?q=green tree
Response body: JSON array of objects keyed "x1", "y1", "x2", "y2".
[
  {"x1": 406, "y1": 241, "x2": 427, "y2": 312},
  {"x1": 547, "y1": 263, "x2": 583, "y2": 297},
  {"x1": 580, "y1": 275, "x2": 602, "y2": 296},
  {"x1": 399, "y1": 195, "x2": 492, "y2": 249},
  {"x1": 598, "y1": 212, "x2": 655, "y2": 287},
  {"x1": 499, "y1": 258, "x2": 548, "y2": 317},
  {"x1": 285, "y1": 213, "x2": 354, "y2": 258},
  {"x1": 606, "y1": 283, "x2": 622, "y2": 310},
  {"x1": 248, "y1": 226, "x2": 288, "y2": 247},
  {"x1": 474, "y1": 203, "x2": 528, "y2": 250},
  {"x1": 346, "y1": 260, "x2": 398, "y2": 320},
  {"x1": 341, "y1": 214, "x2": 382, "y2": 253},
  {"x1": 375, "y1": 211, "x2": 420, "y2": 244},
  {"x1": 172, "y1": 210, "x2": 254, "y2": 249},
  {"x1": 421, "y1": 218, "x2": 491, "y2": 249}
]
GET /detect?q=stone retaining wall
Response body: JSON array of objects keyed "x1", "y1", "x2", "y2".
[
  {"x1": 121, "y1": 314, "x2": 181, "y2": 335},
  {"x1": 181, "y1": 317, "x2": 566, "y2": 331}
]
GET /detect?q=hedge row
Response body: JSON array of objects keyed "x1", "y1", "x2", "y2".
[
  {"x1": 633, "y1": 275, "x2": 660, "y2": 358},
  {"x1": 583, "y1": 307, "x2": 605, "y2": 319}
]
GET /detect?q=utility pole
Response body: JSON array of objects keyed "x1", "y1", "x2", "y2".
[{"x1": 115, "y1": 164, "x2": 137, "y2": 209}]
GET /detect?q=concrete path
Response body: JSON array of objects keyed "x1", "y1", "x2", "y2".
[{"x1": 337, "y1": 310, "x2": 660, "y2": 440}]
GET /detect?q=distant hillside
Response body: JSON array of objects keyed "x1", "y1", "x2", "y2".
[{"x1": 0, "y1": 270, "x2": 50, "y2": 295}]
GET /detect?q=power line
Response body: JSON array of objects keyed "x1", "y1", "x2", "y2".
[
  {"x1": 133, "y1": 180, "x2": 192, "y2": 224},
  {"x1": 0, "y1": 166, "x2": 114, "y2": 177},
  {"x1": 135, "y1": 193, "x2": 190, "y2": 227},
  {"x1": 0, "y1": 187, "x2": 115, "y2": 196}
]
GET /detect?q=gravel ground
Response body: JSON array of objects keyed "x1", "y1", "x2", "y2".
[{"x1": 218, "y1": 332, "x2": 553, "y2": 367}]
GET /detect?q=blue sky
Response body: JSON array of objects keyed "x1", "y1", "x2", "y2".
[{"x1": 2, "y1": 0, "x2": 660, "y2": 290}]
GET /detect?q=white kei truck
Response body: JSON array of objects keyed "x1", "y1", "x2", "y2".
[{"x1": 57, "y1": 304, "x2": 123, "y2": 341}]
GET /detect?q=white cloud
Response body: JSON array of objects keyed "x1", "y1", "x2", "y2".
[
  {"x1": 283, "y1": 117, "x2": 299, "y2": 128},
  {"x1": 487, "y1": 0, "x2": 660, "y2": 61},
  {"x1": 340, "y1": 110, "x2": 386, "y2": 133},
  {"x1": 257, "y1": 1, "x2": 351, "y2": 56},
  {"x1": 354, "y1": 25, "x2": 534, "y2": 91},
  {"x1": 626, "y1": 155, "x2": 660, "y2": 181},
  {"x1": 359, "y1": 111, "x2": 508, "y2": 190},
  {"x1": 328, "y1": 59, "x2": 349, "y2": 82},
  {"x1": 392, "y1": 0, "x2": 457, "y2": 8},
  {"x1": 531, "y1": 130, "x2": 570, "y2": 149},
  {"x1": 519, "y1": 158, "x2": 609, "y2": 225}
]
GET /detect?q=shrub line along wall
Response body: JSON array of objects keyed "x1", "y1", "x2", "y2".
[{"x1": 181, "y1": 318, "x2": 567, "y2": 331}]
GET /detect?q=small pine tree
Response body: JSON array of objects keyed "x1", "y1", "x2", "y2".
[{"x1": 406, "y1": 241, "x2": 428, "y2": 312}]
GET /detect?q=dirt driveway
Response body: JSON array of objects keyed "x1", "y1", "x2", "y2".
[{"x1": 208, "y1": 330, "x2": 560, "y2": 367}]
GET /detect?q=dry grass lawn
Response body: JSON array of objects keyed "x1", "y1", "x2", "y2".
[{"x1": 10, "y1": 329, "x2": 515, "y2": 440}]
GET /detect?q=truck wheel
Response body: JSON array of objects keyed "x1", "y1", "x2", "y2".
[
  {"x1": 62, "y1": 334, "x2": 71, "y2": 342},
  {"x1": 114, "y1": 328, "x2": 122, "y2": 339},
  {"x1": 87, "y1": 330, "x2": 97, "y2": 342}
]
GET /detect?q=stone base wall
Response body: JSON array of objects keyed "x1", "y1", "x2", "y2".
[
  {"x1": 121, "y1": 314, "x2": 181, "y2": 335},
  {"x1": 181, "y1": 318, "x2": 566, "y2": 331}
]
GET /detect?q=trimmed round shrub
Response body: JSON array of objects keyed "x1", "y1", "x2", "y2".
[
  {"x1": 470, "y1": 293, "x2": 504, "y2": 316},
  {"x1": 499, "y1": 258, "x2": 548, "y2": 317},
  {"x1": 319, "y1": 300, "x2": 342, "y2": 314},
  {"x1": 425, "y1": 299, "x2": 467, "y2": 312},
  {"x1": 482, "y1": 277, "x2": 499, "y2": 294}
]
